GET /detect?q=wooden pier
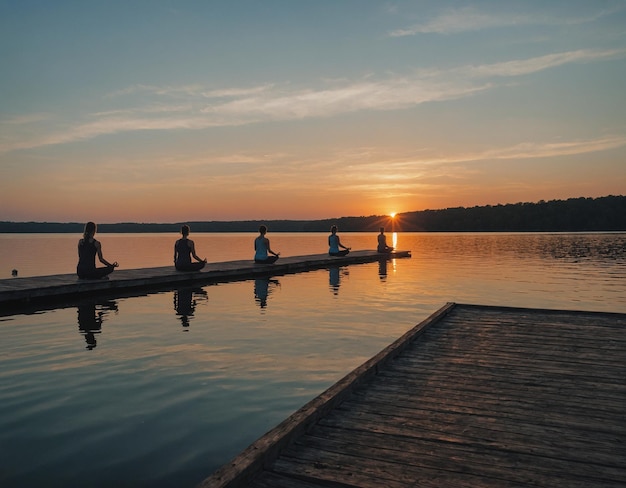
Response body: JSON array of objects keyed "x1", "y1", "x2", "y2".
[
  {"x1": 0, "y1": 250, "x2": 409, "y2": 306},
  {"x1": 201, "y1": 303, "x2": 626, "y2": 488}
]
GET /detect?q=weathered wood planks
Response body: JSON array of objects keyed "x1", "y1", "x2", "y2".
[
  {"x1": 0, "y1": 250, "x2": 410, "y2": 306},
  {"x1": 200, "y1": 303, "x2": 626, "y2": 488}
]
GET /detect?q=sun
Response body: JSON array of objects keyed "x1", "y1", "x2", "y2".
[{"x1": 390, "y1": 212, "x2": 396, "y2": 218}]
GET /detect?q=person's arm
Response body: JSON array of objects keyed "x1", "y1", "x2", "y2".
[
  {"x1": 337, "y1": 236, "x2": 350, "y2": 250},
  {"x1": 266, "y1": 238, "x2": 280, "y2": 256},
  {"x1": 189, "y1": 240, "x2": 206, "y2": 262},
  {"x1": 174, "y1": 241, "x2": 178, "y2": 264},
  {"x1": 95, "y1": 240, "x2": 118, "y2": 267}
]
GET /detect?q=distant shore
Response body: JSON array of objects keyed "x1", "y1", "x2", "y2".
[{"x1": 1, "y1": 195, "x2": 624, "y2": 233}]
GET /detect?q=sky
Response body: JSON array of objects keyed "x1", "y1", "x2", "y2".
[{"x1": 1, "y1": 0, "x2": 625, "y2": 223}]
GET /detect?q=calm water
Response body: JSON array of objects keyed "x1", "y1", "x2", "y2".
[{"x1": 1, "y1": 232, "x2": 625, "y2": 487}]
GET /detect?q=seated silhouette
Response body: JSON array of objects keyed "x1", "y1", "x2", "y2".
[{"x1": 174, "y1": 225, "x2": 207, "y2": 271}]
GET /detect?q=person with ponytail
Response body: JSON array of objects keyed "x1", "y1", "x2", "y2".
[{"x1": 77, "y1": 222, "x2": 119, "y2": 279}]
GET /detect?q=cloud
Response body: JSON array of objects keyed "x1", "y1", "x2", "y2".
[
  {"x1": 106, "y1": 84, "x2": 206, "y2": 98},
  {"x1": 477, "y1": 135, "x2": 626, "y2": 161},
  {"x1": 389, "y1": 5, "x2": 622, "y2": 37},
  {"x1": 201, "y1": 80, "x2": 489, "y2": 120},
  {"x1": 0, "y1": 79, "x2": 488, "y2": 153},
  {"x1": 463, "y1": 48, "x2": 626, "y2": 78},
  {"x1": 0, "y1": 113, "x2": 51, "y2": 125},
  {"x1": 367, "y1": 135, "x2": 626, "y2": 170},
  {"x1": 328, "y1": 134, "x2": 626, "y2": 195},
  {"x1": 1, "y1": 48, "x2": 623, "y2": 153}
]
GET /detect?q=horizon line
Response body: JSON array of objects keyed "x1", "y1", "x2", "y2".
[{"x1": 2, "y1": 194, "x2": 623, "y2": 226}]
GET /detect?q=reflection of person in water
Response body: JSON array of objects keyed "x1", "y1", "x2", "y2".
[
  {"x1": 174, "y1": 286, "x2": 208, "y2": 328},
  {"x1": 329, "y1": 266, "x2": 349, "y2": 295},
  {"x1": 77, "y1": 300, "x2": 118, "y2": 349},
  {"x1": 328, "y1": 225, "x2": 351, "y2": 256},
  {"x1": 254, "y1": 278, "x2": 280, "y2": 308},
  {"x1": 378, "y1": 258, "x2": 388, "y2": 281},
  {"x1": 174, "y1": 225, "x2": 207, "y2": 271},
  {"x1": 329, "y1": 266, "x2": 340, "y2": 294}
]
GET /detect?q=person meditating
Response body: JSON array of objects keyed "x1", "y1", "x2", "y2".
[
  {"x1": 328, "y1": 225, "x2": 351, "y2": 256},
  {"x1": 77, "y1": 221, "x2": 119, "y2": 279},
  {"x1": 377, "y1": 226, "x2": 394, "y2": 253},
  {"x1": 254, "y1": 225, "x2": 280, "y2": 264},
  {"x1": 174, "y1": 225, "x2": 207, "y2": 271}
]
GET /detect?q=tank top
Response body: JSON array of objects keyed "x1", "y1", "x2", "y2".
[
  {"x1": 77, "y1": 238, "x2": 97, "y2": 272},
  {"x1": 175, "y1": 239, "x2": 192, "y2": 265},
  {"x1": 254, "y1": 236, "x2": 268, "y2": 260},
  {"x1": 329, "y1": 234, "x2": 339, "y2": 253}
]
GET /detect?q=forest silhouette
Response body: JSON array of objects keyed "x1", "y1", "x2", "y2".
[{"x1": 1, "y1": 195, "x2": 624, "y2": 233}]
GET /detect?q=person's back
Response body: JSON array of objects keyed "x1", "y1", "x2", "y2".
[
  {"x1": 77, "y1": 238, "x2": 97, "y2": 274},
  {"x1": 328, "y1": 225, "x2": 350, "y2": 256},
  {"x1": 254, "y1": 235, "x2": 269, "y2": 260},
  {"x1": 76, "y1": 221, "x2": 118, "y2": 279},
  {"x1": 175, "y1": 238, "x2": 192, "y2": 266},
  {"x1": 377, "y1": 227, "x2": 393, "y2": 253},
  {"x1": 328, "y1": 234, "x2": 340, "y2": 254},
  {"x1": 254, "y1": 225, "x2": 279, "y2": 263},
  {"x1": 377, "y1": 232, "x2": 386, "y2": 251},
  {"x1": 174, "y1": 225, "x2": 206, "y2": 271}
]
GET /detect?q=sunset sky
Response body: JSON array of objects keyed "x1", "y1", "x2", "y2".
[{"x1": 1, "y1": 1, "x2": 625, "y2": 223}]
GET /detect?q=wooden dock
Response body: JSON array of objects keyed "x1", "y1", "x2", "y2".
[
  {"x1": 201, "y1": 303, "x2": 626, "y2": 488},
  {"x1": 0, "y1": 250, "x2": 409, "y2": 306}
]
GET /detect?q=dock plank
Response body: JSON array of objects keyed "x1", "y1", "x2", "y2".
[
  {"x1": 200, "y1": 303, "x2": 626, "y2": 488},
  {"x1": 0, "y1": 250, "x2": 409, "y2": 306}
]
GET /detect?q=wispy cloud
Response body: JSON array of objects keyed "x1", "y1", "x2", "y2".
[
  {"x1": 107, "y1": 83, "x2": 275, "y2": 100},
  {"x1": 201, "y1": 80, "x2": 488, "y2": 120},
  {"x1": 331, "y1": 135, "x2": 626, "y2": 195},
  {"x1": 106, "y1": 84, "x2": 206, "y2": 98},
  {"x1": 389, "y1": 5, "x2": 622, "y2": 37},
  {"x1": 476, "y1": 135, "x2": 626, "y2": 161},
  {"x1": 0, "y1": 113, "x2": 51, "y2": 125},
  {"x1": 462, "y1": 48, "x2": 626, "y2": 78},
  {"x1": 1, "y1": 48, "x2": 623, "y2": 153},
  {"x1": 355, "y1": 135, "x2": 626, "y2": 172}
]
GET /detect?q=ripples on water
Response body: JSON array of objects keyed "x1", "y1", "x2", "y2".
[{"x1": 0, "y1": 232, "x2": 625, "y2": 487}]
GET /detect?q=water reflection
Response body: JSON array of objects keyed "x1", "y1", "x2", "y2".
[
  {"x1": 77, "y1": 300, "x2": 118, "y2": 349},
  {"x1": 537, "y1": 234, "x2": 626, "y2": 261},
  {"x1": 328, "y1": 266, "x2": 349, "y2": 295},
  {"x1": 378, "y1": 258, "x2": 388, "y2": 280},
  {"x1": 174, "y1": 286, "x2": 208, "y2": 329},
  {"x1": 254, "y1": 278, "x2": 280, "y2": 309}
]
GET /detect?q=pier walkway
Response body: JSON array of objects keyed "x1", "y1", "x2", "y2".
[
  {"x1": 202, "y1": 303, "x2": 626, "y2": 488},
  {"x1": 0, "y1": 250, "x2": 409, "y2": 306}
]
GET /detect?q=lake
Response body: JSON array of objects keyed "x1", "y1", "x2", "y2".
[{"x1": 1, "y1": 232, "x2": 625, "y2": 487}]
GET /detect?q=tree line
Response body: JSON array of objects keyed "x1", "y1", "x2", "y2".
[{"x1": 1, "y1": 195, "x2": 624, "y2": 233}]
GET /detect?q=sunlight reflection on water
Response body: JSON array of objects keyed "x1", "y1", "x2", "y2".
[{"x1": 0, "y1": 232, "x2": 625, "y2": 487}]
